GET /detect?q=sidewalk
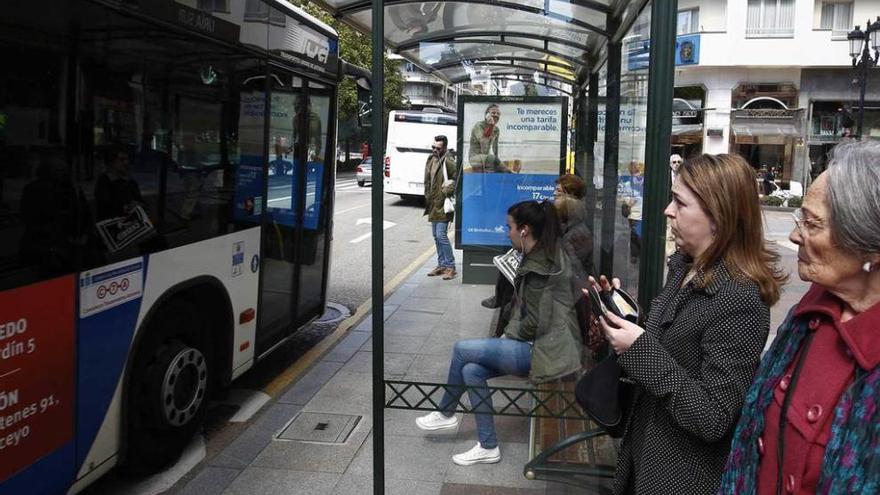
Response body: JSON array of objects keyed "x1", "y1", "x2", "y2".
[
  {"x1": 171, "y1": 219, "x2": 809, "y2": 495},
  {"x1": 171, "y1": 248, "x2": 597, "y2": 495}
]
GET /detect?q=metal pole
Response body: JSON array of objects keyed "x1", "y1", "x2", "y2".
[
  {"x1": 584, "y1": 71, "x2": 599, "y2": 236},
  {"x1": 857, "y1": 40, "x2": 869, "y2": 139},
  {"x1": 370, "y1": 0, "x2": 385, "y2": 491},
  {"x1": 638, "y1": 0, "x2": 677, "y2": 311},
  {"x1": 600, "y1": 14, "x2": 621, "y2": 277}
]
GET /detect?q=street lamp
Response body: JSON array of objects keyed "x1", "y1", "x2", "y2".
[{"x1": 847, "y1": 17, "x2": 880, "y2": 138}]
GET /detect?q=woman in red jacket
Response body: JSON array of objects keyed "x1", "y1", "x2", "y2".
[{"x1": 720, "y1": 140, "x2": 880, "y2": 494}]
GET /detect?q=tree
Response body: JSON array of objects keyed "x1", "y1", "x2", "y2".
[{"x1": 295, "y1": 1, "x2": 408, "y2": 126}]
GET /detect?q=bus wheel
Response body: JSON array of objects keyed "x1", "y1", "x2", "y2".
[{"x1": 126, "y1": 303, "x2": 211, "y2": 472}]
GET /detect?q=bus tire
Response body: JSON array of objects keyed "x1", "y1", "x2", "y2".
[
  {"x1": 125, "y1": 301, "x2": 211, "y2": 473},
  {"x1": 357, "y1": 180, "x2": 365, "y2": 187}
]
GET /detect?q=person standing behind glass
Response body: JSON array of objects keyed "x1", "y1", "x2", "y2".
[
  {"x1": 589, "y1": 154, "x2": 786, "y2": 495},
  {"x1": 666, "y1": 154, "x2": 683, "y2": 256},
  {"x1": 621, "y1": 160, "x2": 644, "y2": 264},
  {"x1": 719, "y1": 140, "x2": 880, "y2": 495}
]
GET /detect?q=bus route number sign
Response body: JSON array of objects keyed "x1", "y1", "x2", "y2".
[{"x1": 0, "y1": 276, "x2": 75, "y2": 483}]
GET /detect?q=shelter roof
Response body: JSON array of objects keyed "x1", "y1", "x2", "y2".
[{"x1": 311, "y1": 0, "x2": 648, "y2": 89}]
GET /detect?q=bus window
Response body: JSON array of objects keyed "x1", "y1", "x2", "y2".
[
  {"x1": 66, "y1": 20, "x2": 266, "y2": 267},
  {"x1": 0, "y1": 46, "x2": 91, "y2": 291}
]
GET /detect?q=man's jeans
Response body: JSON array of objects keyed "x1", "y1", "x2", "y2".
[
  {"x1": 438, "y1": 338, "x2": 532, "y2": 449},
  {"x1": 432, "y1": 221, "x2": 455, "y2": 269}
]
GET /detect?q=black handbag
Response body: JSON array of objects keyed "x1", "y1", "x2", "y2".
[
  {"x1": 575, "y1": 354, "x2": 635, "y2": 438},
  {"x1": 575, "y1": 286, "x2": 643, "y2": 438}
]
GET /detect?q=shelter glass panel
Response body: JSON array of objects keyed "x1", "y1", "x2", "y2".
[
  {"x1": 351, "y1": 3, "x2": 596, "y2": 47},
  {"x1": 442, "y1": 66, "x2": 575, "y2": 85},
  {"x1": 401, "y1": 44, "x2": 582, "y2": 70},
  {"x1": 545, "y1": 41, "x2": 590, "y2": 61},
  {"x1": 548, "y1": 0, "x2": 607, "y2": 28},
  {"x1": 614, "y1": 6, "x2": 652, "y2": 292}
]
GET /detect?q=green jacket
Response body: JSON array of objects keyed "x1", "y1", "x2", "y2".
[
  {"x1": 503, "y1": 246, "x2": 583, "y2": 383},
  {"x1": 423, "y1": 152, "x2": 457, "y2": 222}
]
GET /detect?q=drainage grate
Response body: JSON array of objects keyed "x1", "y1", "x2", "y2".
[
  {"x1": 278, "y1": 412, "x2": 361, "y2": 443},
  {"x1": 314, "y1": 302, "x2": 351, "y2": 325}
]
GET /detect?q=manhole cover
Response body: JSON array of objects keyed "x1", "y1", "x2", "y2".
[
  {"x1": 314, "y1": 302, "x2": 350, "y2": 325},
  {"x1": 278, "y1": 412, "x2": 361, "y2": 443}
]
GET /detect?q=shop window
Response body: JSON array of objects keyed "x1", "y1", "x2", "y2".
[
  {"x1": 746, "y1": 0, "x2": 795, "y2": 38},
  {"x1": 677, "y1": 8, "x2": 699, "y2": 35},
  {"x1": 819, "y1": 2, "x2": 852, "y2": 40},
  {"x1": 197, "y1": 0, "x2": 229, "y2": 13}
]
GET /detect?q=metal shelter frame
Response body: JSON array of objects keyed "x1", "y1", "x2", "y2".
[{"x1": 316, "y1": 0, "x2": 683, "y2": 490}]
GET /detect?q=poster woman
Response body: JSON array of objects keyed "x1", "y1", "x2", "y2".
[{"x1": 468, "y1": 104, "x2": 511, "y2": 173}]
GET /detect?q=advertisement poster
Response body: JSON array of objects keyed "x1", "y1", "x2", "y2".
[
  {"x1": 458, "y1": 97, "x2": 567, "y2": 247},
  {"x1": 0, "y1": 276, "x2": 75, "y2": 483}
]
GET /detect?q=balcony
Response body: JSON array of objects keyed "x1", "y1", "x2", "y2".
[{"x1": 745, "y1": 26, "x2": 794, "y2": 38}]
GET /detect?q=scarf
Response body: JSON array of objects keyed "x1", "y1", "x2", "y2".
[
  {"x1": 482, "y1": 122, "x2": 495, "y2": 139},
  {"x1": 719, "y1": 308, "x2": 880, "y2": 494}
]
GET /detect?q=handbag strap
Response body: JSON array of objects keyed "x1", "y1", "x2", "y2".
[{"x1": 441, "y1": 155, "x2": 449, "y2": 183}]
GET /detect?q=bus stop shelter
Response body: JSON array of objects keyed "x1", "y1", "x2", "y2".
[{"x1": 311, "y1": 0, "x2": 680, "y2": 492}]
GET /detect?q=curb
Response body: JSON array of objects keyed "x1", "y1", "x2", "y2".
[{"x1": 761, "y1": 206, "x2": 797, "y2": 212}]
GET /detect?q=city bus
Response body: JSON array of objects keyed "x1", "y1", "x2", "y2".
[
  {"x1": 0, "y1": 1, "x2": 366, "y2": 492},
  {"x1": 383, "y1": 109, "x2": 457, "y2": 198}
]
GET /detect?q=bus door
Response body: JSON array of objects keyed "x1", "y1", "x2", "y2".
[
  {"x1": 294, "y1": 80, "x2": 335, "y2": 326},
  {"x1": 255, "y1": 71, "x2": 308, "y2": 355}
]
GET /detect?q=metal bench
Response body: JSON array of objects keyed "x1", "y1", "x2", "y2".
[
  {"x1": 524, "y1": 374, "x2": 616, "y2": 491},
  {"x1": 384, "y1": 375, "x2": 617, "y2": 490}
]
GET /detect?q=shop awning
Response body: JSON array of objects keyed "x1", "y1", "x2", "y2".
[
  {"x1": 308, "y1": 0, "x2": 651, "y2": 89},
  {"x1": 731, "y1": 122, "x2": 800, "y2": 137},
  {"x1": 671, "y1": 123, "x2": 702, "y2": 136}
]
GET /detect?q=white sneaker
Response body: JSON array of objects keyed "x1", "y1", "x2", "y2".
[
  {"x1": 415, "y1": 411, "x2": 459, "y2": 431},
  {"x1": 452, "y1": 443, "x2": 501, "y2": 466}
]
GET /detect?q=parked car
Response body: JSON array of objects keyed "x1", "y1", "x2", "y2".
[{"x1": 356, "y1": 158, "x2": 372, "y2": 187}]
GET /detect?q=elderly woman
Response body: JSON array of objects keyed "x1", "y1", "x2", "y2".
[
  {"x1": 591, "y1": 153, "x2": 786, "y2": 494},
  {"x1": 719, "y1": 140, "x2": 880, "y2": 494}
]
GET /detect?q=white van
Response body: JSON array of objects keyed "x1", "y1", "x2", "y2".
[{"x1": 384, "y1": 110, "x2": 457, "y2": 198}]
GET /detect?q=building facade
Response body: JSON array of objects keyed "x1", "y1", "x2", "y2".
[
  {"x1": 397, "y1": 59, "x2": 464, "y2": 111},
  {"x1": 673, "y1": 0, "x2": 880, "y2": 186}
]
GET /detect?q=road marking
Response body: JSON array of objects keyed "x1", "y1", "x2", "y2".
[
  {"x1": 350, "y1": 218, "x2": 397, "y2": 244},
  {"x1": 334, "y1": 196, "x2": 395, "y2": 215},
  {"x1": 259, "y1": 194, "x2": 395, "y2": 216},
  {"x1": 263, "y1": 244, "x2": 436, "y2": 398}
]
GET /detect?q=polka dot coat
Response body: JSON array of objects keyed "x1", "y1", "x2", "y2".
[{"x1": 613, "y1": 253, "x2": 770, "y2": 495}]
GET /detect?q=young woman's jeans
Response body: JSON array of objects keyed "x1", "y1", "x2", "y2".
[
  {"x1": 432, "y1": 221, "x2": 455, "y2": 268},
  {"x1": 438, "y1": 338, "x2": 532, "y2": 449}
]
